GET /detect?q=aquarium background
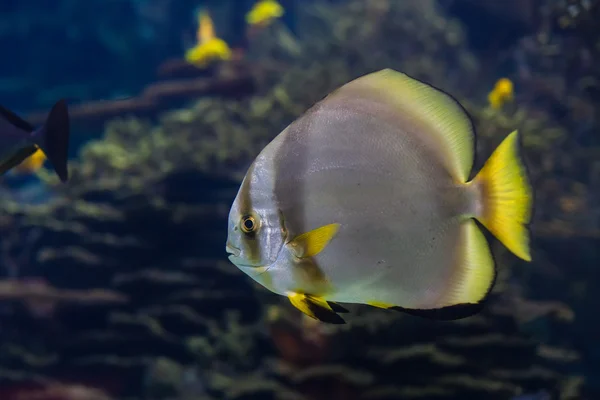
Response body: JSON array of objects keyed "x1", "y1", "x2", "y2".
[{"x1": 0, "y1": 0, "x2": 598, "y2": 399}]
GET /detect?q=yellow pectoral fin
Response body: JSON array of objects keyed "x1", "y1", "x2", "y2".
[
  {"x1": 287, "y1": 292, "x2": 345, "y2": 324},
  {"x1": 287, "y1": 223, "x2": 340, "y2": 259}
]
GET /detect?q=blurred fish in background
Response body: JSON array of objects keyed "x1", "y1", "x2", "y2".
[
  {"x1": 245, "y1": 0, "x2": 286, "y2": 45},
  {"x1": 0, "y1": 99, "x2": 70, "y2": 182},
  {"x1": 488, "y1": 77, "x2": 515, "y2": 110},
  {"x1": 246, "y1": 0, "x2": 285, "y2": 27},
  {"x1": 184, "y1": 9, "x2": 232, "y2": 68}
]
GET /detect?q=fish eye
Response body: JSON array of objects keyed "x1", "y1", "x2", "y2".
[{"x1": 240, "y1": 215, "x2": 258, "y2": 234}]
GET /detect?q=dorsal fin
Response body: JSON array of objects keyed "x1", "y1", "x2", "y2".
[{"x1": 335, "y1": 69, "x2": 475, "y2": 183}]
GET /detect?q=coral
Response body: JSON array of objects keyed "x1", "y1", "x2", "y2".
[{"x1": 0, "y1": 0, "x2": 596, "y2": 399}]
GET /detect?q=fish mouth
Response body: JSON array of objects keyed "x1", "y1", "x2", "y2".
[
  {"x1": 225, "y1": 243, "x2": 241, "y2": 257},
  {"x1": 225, "y1": 243, "x2": 272, "y2": 274},
  {"x1": 226, "y1": 245, "x2": 254, "y2": 268}
]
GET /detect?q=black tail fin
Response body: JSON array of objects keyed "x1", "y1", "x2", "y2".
[{"x1": 32, "y1": 99, "x2": 70, "y2": 182}]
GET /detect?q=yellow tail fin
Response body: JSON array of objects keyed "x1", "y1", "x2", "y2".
[{"x1": 471, "y1": 130, "x2": 533, "y2": 261}]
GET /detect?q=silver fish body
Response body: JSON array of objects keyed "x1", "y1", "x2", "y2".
[{"x1": 227, "y1": 69, "x2": 532, "y2": 323}]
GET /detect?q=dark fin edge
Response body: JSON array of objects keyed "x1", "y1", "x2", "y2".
[
  {"x1": 327, "y1": 301, "x2": 349, "y2": 313},
  {"x1": 34, "y1": 99, "x2": 70, "y2": 182},
  {"x1": 306, "y1": 297, "x2": 346, "y2": 324},
  {"x1": 390, "y1": 302, "x2": 486, "y2": 321},
  {"x1": 0, "y1": 105, "x2": 34, "y2": 132}
]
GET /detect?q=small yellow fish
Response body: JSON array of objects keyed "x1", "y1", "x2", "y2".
[
  {"x1": 488, "y1": 78, "x2": 514, "y2": 110},
  {"x1": 14, "y1": 147, "x2": 46, "y2": 174},
  {"x1": 185, "y1": 10, "x2": 232, "y2": 68},
  {"x1": 246, "y1": 0, "x2": 284, "y2": 27}
]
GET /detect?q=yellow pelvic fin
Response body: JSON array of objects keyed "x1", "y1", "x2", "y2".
[
  {"x1": 287, "y1": 292, "x2": 345, "y2": 324},
  {"x1": 444, "y1": 220, "x2": 495, "y2": 305},
  {"x1": 471, "y1": 130, "x2": 533, "y2": 261},
  {"x1": 353, "y1": 69, "x2": 475, "y2": 182},
  {"x1": 287, "y1": 223, "x2": 340, "y2": 259}
]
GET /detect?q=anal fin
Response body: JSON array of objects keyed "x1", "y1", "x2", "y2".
[
  {"x1": 390, "y1": 303, "x2": 484, "y2": 320},
  {"x1": 384, "y1": 220, "x2": 495, "y2": 321},
  {"x1": 367, "y1": 300, "x2": 483, "y2": 320},
  {"x1": 445, "y1": 219, "x2": 496, "y2": 306},
  {"x1": 287, "y1": 292, "x2": 345, "y2": 324}
]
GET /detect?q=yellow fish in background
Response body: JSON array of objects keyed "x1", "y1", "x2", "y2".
[
  {"x1": 226, "y1": 69, "x2": 533, "y2": 324},
  {"x1": 185, "y1": 9, "x2": 232, "y2": 68},
  {"x1": 488, "y1": 78, "x2": 514, "y2": 110},
  {"x1": 246, "y1": 0, "x2": 285, "y2": 27},
  {"x1": 13, "y1": 147, "x2": 46, "y2": 175}
]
